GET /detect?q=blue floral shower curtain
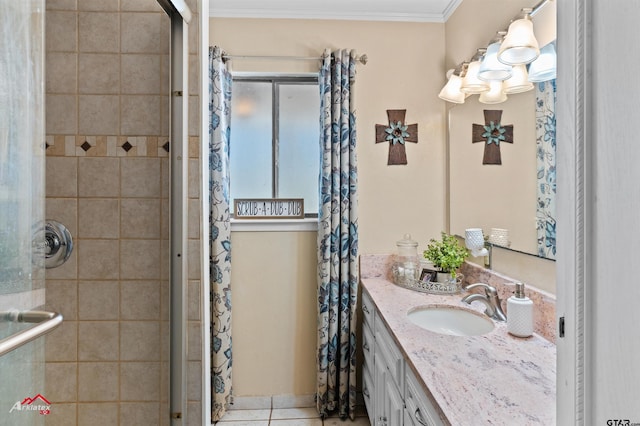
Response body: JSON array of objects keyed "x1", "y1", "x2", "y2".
[
  {"x1": 317, "y1": 49, "x2": 359, "y2": 420},
  {"x1": 209, "y1": 46, "x2": 233, "y2": 421},
  {"x1": 535, "y1": 79, "x2": 557, "y2": 259}
]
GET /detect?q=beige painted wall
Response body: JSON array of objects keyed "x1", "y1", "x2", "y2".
[{"x1": 210, "y1": 18, "x2": 447, "y2": 397}]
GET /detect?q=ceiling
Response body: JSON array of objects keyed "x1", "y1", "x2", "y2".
[{"x1": 209, "y1": 0, "x2": 463, "y2": 23}]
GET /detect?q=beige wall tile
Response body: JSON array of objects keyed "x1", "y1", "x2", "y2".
[
  {"x1": 188, "y1": 95, "x2": 200, "y2": 137},
  {"x1": 78, "y1": 362, "x2": 119, "y2": 401},
  {"x1": 160, "y1": 198, "x2": 169, "y2": 239},
  {"x1": 188, "y1": 198, "x2": 200, "y2": 239},
  {"x1": 186, "y1": 322, "x2": 200, "y2": 361},
  {"x1": 120, "y1": 402, "x2": 160, "y2": 426},
  {"x1": 78, "y1": 280, "x2": 119, "y2": 320},
  {"x1": 77, "y1": 239, "x2": 119, "y2": 280},
  {"x1": 187, "y1": 239, "x2": 200, "y2": 280},
  {"x1": 43, "y1": 402, "x2": 77, "y2": 426},
  {"x1": 160, "y1": 55, "x2": 169, "y2": 95},
  {"x1": 121, "y1": 0, "x2": 162, "y2": 12},
  {"x1": 78, "y1": 95, "x2": 120, "y2": 135},
  {"x1": 161, "y1": 158, "x2": 169, "y2": 199},
  {"x1": 78, "y1": 199, "x2": 120, "y2": 239},
  {"x1": 189, "y1": 54, "x2": 199, "y2": 96},
  {"x1": 78, "y1": 53, "x2": 120, "y2": 94},
  {"x1": 188, "y1": 159, "x2": 200, "y2": 199},
  {"x1": 120, "y1": 362, "x2": 160, "y2": 401},
  {"x1": 46, "y1": 198, "x2": 78, "y2": 238},
  {"x1": 160, "y1": 241, "x2": 170, "y2": 282},
  {"x1": 46, "y1": 157, "x2": 78, "y2": 197},
  {"x1": 79, "y1": 321, "x2": 119, "y2": 361},
  {"x1": 45, "y1": 249, "x2": 78, "y2": 280},
  {"x1": 186, "y1": 361, "x2": 201, "y2": 401},
  {"x1": 46, "y1": 11, "x2": 77, "y2": 52},
  {"x1": 188, "y1": 17, "x2": 198, "y2": 55},
  {"x1": 120, "y1": 321, "x2": 160, "y2": 361},
  {"x1": 121, "y1": 13, "x2": 161, "y2": 53},
  {"x1": 78, "y1": 0, "x2": 118, "y2": 11},
  {"x1": 120, "y1": 281, "x2": 160, "y2": 320},
  {"x1": 46, "y1": 53, "x2": 78, "y2": 94},
  {"x1": 121, "y1": 95, "x2": 161, "y2": 135},
  {"x1": 78, "y1": 157, "x2": 120, "y2": 198},
  {"x1": 77, "y1": 403, "x2": 118, "y2": 426},
  {"x1": 46, "y1": 362, "x2": 78, "y2": 402},
  {"x1": 161, "y1": 95, "x2": 170, "y2": 137},
  {"x1": 121, "y1": 54, "x2": 161, "y2": 94},
  {"x1": 46, "y1": 94, "x2": 77, "y2": 134},
  {"x1": 45, "y1": 320, "x2": 78, "y2": 362},
  {"x1": 45, "y1": 280, "x2": 77, "y2": 320},
  {"x1": 120, "y1": 158, "x2": 160, "y2": 198},
  {"x1": 121, "y1": 199, "x2": 160, "y2": 238},
  {"x1": 187, "y1": 280, "x2": 200, "y2": 321},
  {"x1": 160, "y1": 278, "x2": 169, "y2": 322},
  {"x1": 79, "y1": 12, "x2": 119, "y2": 53},
  {"x1": 46, "y1": 0, "x2": 77, "y2": 11},
  {"x1": 186, "y1": 401, "x2": 202, "y2": 426},
  {"x1": 120, "y1": 239, "x2": 160, "y2": 279}
]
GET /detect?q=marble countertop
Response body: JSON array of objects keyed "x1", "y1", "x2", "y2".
[{"x1": 361, "y1": 277, "x2": 556, "y2": 426}]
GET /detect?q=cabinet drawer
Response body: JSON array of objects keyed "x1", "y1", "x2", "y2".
[
  {"x1": 362, "y1": 320, "x2": 374, "y2": 367},
  {"x1": 405, "y1": 367, "x2": 445, "y2": 426},
  {"x1": 362, "y1": 290, "x2": 375, "y2": 331},
  {"x1": 375, "y1": 318, "x2": 404, "y2": 396},
  {"x1": 362, "y1": 362, "x2": 374, "y2": 418}
]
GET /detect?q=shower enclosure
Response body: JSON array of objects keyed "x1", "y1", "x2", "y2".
[
  {"x1": 0, "y1": 0, "x2": 196, "y2": 424},
  {"x1": 0, "y1": 0, "x2": 48, "y2": 424}
]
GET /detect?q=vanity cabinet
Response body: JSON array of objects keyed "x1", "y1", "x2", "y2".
[{"x1": 362, "y1": 290, "x2": 445, "y2": 426}]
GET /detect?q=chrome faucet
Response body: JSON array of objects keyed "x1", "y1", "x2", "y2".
[{"x1": 461, "y1": 283, "x2": 507, "y2": 321}]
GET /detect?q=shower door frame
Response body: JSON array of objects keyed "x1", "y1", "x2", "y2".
[{"x1": 155, "y1": 0, "x2": 191, "y2": 424}]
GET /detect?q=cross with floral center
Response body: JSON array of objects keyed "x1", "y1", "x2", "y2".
[
  {"x1": 375, "y1": 109, "x2": 418, "y2": 165},
  {"x1": 472, "y1": 110, "x2": 514, "y2": 165}
]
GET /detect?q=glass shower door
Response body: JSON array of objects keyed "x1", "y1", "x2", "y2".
[{"x1": 0, "y1": 0, "x2": 47, "y2": 424}]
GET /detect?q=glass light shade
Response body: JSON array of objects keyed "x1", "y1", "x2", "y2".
[
  {"x1": 460, "y1": 61, "x2": 489, "y2": 94},
  {"x1": 498, "y1": 18, "x2": 540, "y2": 65},
  {"x1": 479, "y1": 80, "x2": 507, "y2": 104},
  {"x1": 528, "y1": 42, "x2": 556, "y2": 82},
  {"x1": 438, "y1": 74, "x2": 465, "y2": 104},
  {"x1": 503, "y1": 64, "x2": 534, "y2": 94},
  {"x1": 478, "y1": 42, "x2": 512, "y2": 81}
]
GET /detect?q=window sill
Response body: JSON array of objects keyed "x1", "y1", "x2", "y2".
[{"x1": 230, "y1": 218, "x2": 318, "y2": 232}]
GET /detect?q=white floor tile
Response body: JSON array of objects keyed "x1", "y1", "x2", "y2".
[
  {"x1": 271, "y1": 407, "x2": 320, "y2": 420},
  {"x1": 219, "y1": 409, "x2": 271, "y2": 422},
  {"x1": 323, "y1": 417, "x2": 371, "y2": 425},
  {"x1": 272, "y1": 394, "x2": 316, "y2": 409},
  {"x1": 217, "y1": 421, "x2": 269, "y2": 426},
  {"x1": 270, "y1": 420, "x2": 323, "y2": 426}
]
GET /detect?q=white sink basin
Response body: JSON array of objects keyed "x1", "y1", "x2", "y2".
[{"x1": 407, "y1": 306, "x2": 494, "y2": 336}]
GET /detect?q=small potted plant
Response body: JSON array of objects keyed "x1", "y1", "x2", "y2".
[{"x1": 423, "y1": 232, "x2": 469, "y2": 283}]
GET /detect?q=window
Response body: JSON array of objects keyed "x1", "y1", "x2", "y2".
[{"x1": 230, "y1": 75, "x2": 320, "y2": 218}]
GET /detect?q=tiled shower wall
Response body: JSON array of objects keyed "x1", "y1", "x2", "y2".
[{"x1": 43, "y1": 0, "x2": 202, "y2": 424}]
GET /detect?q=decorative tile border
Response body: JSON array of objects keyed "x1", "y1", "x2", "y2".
[{"x1": 45, "y1": 135, "x2": 187, "y2": 158}]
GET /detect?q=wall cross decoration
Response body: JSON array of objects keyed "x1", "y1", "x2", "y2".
[
  {"x1": 472, "y1": 110, "x2": 514, "y2": 165},
  {"x1": 375, "y1": 109, "x2": 418, "y2": 165}
]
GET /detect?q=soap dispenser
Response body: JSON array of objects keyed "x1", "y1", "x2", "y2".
[{"x1": 507, "y1": 282, "x2": 534, "y2": 337}]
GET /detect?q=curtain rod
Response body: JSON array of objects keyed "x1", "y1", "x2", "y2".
[{"x1": 222, "y1": 53, "x2": 368, "y2": 65}]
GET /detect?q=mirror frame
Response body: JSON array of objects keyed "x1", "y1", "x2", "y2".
[{"x1": 556, "y1": 0, "x2": 584, "y2": 423}]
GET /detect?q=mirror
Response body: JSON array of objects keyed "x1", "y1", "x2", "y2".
[{"x1": 448, "y1": 54, "x2": 556, "y2": 260}]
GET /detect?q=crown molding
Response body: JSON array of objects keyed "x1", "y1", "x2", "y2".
[{"x1": 210, "y1": 0, "x2": 463, "y2": 23}]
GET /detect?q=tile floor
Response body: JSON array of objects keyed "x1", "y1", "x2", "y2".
[{"x1": 216, "y1": 407, "x2": 371, "y2": 425}]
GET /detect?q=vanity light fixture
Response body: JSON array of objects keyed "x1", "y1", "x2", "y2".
[
  {"x1": 438, "y1": 68, "x2": 466, "y2": 104},
  {"x1": 503, "y1": 64, "x2": 534, "y2": 94},
  {"x1": 497, "y1": 9, "x2": 540, "y2": 65},
  {"x1": 527, "y1": 42, "x2": 557, "y2": 82},
  {"x1": 460, "y1": 50, "x2": 490, "y2": 94},
  {"x1": 478, "y1": 32, "x2": 512, "y2": 82},
  {"x1": 479, "y1": 80, "x2": 508, "y2": 104}
]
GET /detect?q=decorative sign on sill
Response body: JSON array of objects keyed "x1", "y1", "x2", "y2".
[
  {"x1": 472, "y1": 110, "x2": 514, "y2": 165},
  {"x1": 234, "y1": 198, "x2": 304, "y2": 219},
  {"x1": 375, "y1": 109, "x2": 418, "y2": 165}
]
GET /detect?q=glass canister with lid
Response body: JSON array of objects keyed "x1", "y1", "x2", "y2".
[{"x1": 391, "y1": 233, "x2": 421, "y2": 286}]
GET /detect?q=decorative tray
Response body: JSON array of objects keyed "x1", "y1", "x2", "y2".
[{"x1": 392, "y1": 276, "x2": 463, "y2": 295}]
